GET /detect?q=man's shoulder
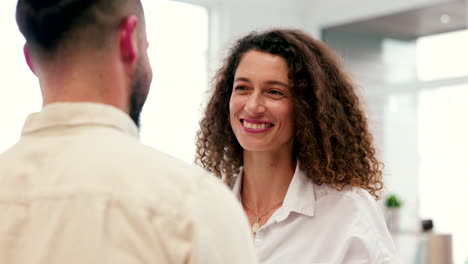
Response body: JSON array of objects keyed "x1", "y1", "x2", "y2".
[
  {"x1": 2, "y1": 131, "x2": 224, "y2": 203},
  {"x1": 84, "y1": 139, "x2": 218, "y2": 197},
  {"x1": 70, "y1": 131, "x2": 202, "y2": 178},
  {"x1": 0, "y1": 137, "x2": 258, "y2": 264},
  {"x1": 0, "y1": 129, "x2": 237, "y2": 213}
]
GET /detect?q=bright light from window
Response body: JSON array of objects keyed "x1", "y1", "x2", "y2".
[
  {"x1": 417, "y1": 30, "x2": 468, "y2": 81},
  {"x1": 417, "y1": 30, "x2": 468, "y2": 264},
  {"x1": 0, "y1": 1, "x2": 42, "y2": 152},
  {"x1": 418, "y1": 84, "x2": 468, "y2": 264},
  {"x1": 140, "y1": 0, "x2": 209, "y2": 164}
]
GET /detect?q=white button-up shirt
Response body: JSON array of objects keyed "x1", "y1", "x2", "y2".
[
  {"x1": 0, "y1": 102, "x2": 257, "y2": 264},
  {"x1": 233, "y1": 164, "x2": 399, "y2": 264}
]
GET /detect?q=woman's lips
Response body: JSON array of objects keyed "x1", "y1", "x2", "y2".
[{"x1": 240, "y1": 119, "x2": 274, "y2": 133}]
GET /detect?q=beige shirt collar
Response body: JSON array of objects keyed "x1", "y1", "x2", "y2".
[
  {"x1": 232, "y1": 162, "x2": 316, "y2": 219},
  {"x1": 21, "y1": 102, "x2": 139, "y2": 138}
]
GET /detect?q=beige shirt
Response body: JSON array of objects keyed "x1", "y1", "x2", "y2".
[
  {"x1": 0, "y1": 103, "x2": 257, "y2": 264},
  {"x1": 233, "y1": 164, "x2": 399, "y2": 264}
]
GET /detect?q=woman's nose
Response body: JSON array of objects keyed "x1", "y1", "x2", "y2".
[{"x1": 244, "y1": 92, "x2": 266, "y2": 116}]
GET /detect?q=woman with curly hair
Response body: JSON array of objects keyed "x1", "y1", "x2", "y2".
[{"x1": 196, "y1": 28, "x2": 398, "y2": 263}]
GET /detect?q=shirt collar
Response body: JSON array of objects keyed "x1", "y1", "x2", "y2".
[
  {"x1": 21, "y1": 102, "x2": 139, "y2": 138},
  {"x1": 232, "y1": 162, "x2": 316, "y2": 219}
]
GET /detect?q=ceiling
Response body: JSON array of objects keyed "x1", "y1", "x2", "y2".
[{"x1": 324, "y1": 0, "x2": 466, "y2": 39}]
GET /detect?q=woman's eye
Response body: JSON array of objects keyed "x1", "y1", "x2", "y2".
[
  {"x1": 234, "y1": 86, "x2": 249, "y2": 92},
  {"x1": 269, "y1": 90, "x2": 284, "y2": 96}
]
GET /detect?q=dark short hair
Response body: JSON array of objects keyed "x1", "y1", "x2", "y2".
[
  {"x1": 195, "y1": 29, "x2": 383, "y2": 199},
  {"x1": 16, "y1": 0, "x2": 142, "y2": 56}
]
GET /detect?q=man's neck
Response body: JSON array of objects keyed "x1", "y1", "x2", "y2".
[{"x1": 38, "y1": 54, "x2": 129, "y2": 113}]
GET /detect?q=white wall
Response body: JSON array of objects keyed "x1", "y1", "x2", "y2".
[
  {"x1": 175, "y1": 0, "x2": 453, "y2": 70},
  {"x1": 304, "y1": 0, "x2": 451, "y2": 27},
  {"x1": 205, "y1": 0, "x2": 310, "y2": 75}
]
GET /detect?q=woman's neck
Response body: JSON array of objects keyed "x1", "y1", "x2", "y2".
[{"x1": 241, "y1": 150, "x2": 296, "y2": 213}]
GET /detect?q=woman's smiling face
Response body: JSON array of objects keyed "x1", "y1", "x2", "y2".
[{"x1": 229, "y1": 50, "x2": 294, "y2": 154}]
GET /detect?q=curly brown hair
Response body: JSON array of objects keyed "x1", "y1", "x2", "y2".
[{"x1": 196, "y1": 29, "x2": 383, "y2": 199}]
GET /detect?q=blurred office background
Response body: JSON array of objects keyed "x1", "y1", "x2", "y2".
[{"x1": 1, "y1": 0, "x2": 467, "y2": 262}]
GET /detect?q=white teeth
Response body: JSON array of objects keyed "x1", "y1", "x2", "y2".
[{"x1": 243, "y1": 121, "x2": 271, "y2": 129}]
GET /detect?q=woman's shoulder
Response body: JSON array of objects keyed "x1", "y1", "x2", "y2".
[
  {"x1": 310, "y1": 184, "x2": 398, "y2": 262},
  {"x1": 313, "y1": 183, "x2": 376, "y2": 205},
  {"x1": 313, "y1": 183, "x2": 385, "y2": 222}
]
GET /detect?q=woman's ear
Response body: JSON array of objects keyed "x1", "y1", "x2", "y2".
[{"x1": 23, "y1": 43, "x2": 35, "y2": 75}]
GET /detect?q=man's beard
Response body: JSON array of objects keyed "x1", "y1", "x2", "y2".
[{"x1": 129, "y1": 60, "x2": 151, "y2": 128}]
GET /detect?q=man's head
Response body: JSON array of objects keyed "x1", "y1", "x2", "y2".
[{"x1": 16, "y1": 0, "x2": 152, "y2": 127}]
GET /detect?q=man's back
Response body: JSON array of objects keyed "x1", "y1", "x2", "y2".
[{"x1": 0, "y1": 103, "x2": 257, "y2": 264}]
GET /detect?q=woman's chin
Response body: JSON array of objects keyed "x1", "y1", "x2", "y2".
[{"x1": 239, "y1": 142, "x2": 271, "y2": 153}]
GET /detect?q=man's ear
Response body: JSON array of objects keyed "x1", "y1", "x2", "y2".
[
  {"x1": 23, "y1": 44, "x2": 35, "y2": 75},
  {"x1": 119, "y1": 15, "x2": 139, "y2": 64}
]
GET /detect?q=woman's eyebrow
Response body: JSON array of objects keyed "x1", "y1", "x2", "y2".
[
  {"x1": 264, "y1": 80, "x2": 289, "y2": 88},
  {"x1": 234, "y1": 78, "x2": 289, "y2": 88},
  {"x1": 234, "y1": 77, "x2": 251, "y2": 83}
]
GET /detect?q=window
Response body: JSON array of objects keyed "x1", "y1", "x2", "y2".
[
  {"x1": 365, "y1": 30, "x2": 468, "y2": 264},
  {"x1": 417, "y1": 30, "x2": 468, "y2": 81},
  {"x1": 418, "y1": 84, "x2": 468, "y2": 264},
  {"x1": 417, "y1": 31, "x2": 468, "y2": 264},
  {"x1": 0, "y1": 1, "x2": 42, "y2": 152},
  {"x1": 140, "y1": 0, "x2": 209, "y2": 163}
]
